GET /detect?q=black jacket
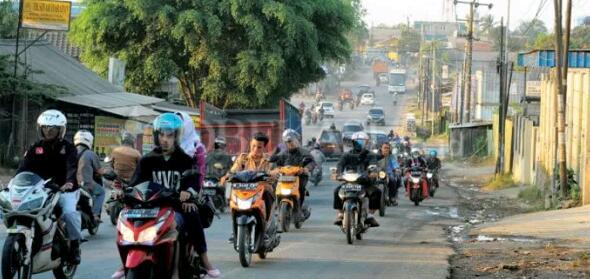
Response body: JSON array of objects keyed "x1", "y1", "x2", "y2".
[
  {"x1": 269, "y1": 147, "x2": 314, "y2": 170},
  {"x1": 17, "y1": 139, "x2": 78, "y2": 191},
  {"x1": 131, "y1": 146, "x2": 200, "y2": 194},
  {"x1": 336, "y1": 149, "x2": 380, "y2": 174}
]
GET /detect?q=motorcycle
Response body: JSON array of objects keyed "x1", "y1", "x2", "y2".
[
  {"x1": 311, "y1": 113, "x2": 318, "y2": 125},
  {"x1": 115, "y1": 171, "x2": 206, "y2": 278},
  {"x1": 309, "y1": 165, "x2": 322, "y2": 187},
  {"x1": 78, "y1": 187, "x2": 100, "y2": 235},
  {"x1": 104, "y1": 176, "x2": 127, "y2": 226},
  {"x1": 0, "y1": 172, "x2": 78, "y2": 279},
  {"x1": 331, "y1": 168, "x2": 370, "y2": 245},
  {"x1": 337, "y1": 102, "x2": 343, "y2": 111},
  {"x1": 369, "y1": 165, "x2": 389, "y2": 217},
  {"x1": 203, "y1": 176, "x2": 226, "y2": 213},
  {"x1": 275, "y1": 166, "x2": 310, "y2": 232},
  {"x1": 426, "y1": 169, "x2": 438, "y2": 198},
  {"x1": 406, "y1": 167, "x2": 427, "y2": 206},
  {"x1": 393, "y1": 93, "x2": 398, "y2": 106},
  {"x1": 228, "y1": 171, "x2": 280, "y2": 267}
]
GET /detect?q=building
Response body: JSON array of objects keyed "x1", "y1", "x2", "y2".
[{"x1": 414, "y1": 21, "x2": 466, "y2": 42}]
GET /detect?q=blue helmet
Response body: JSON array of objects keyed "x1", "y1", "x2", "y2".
[
  {"x1": 153, "y1": 113, "x2": 183, "y2": 147},
  {"x1": 429, "y1": 150, "x2": 438, "y2": 158}
]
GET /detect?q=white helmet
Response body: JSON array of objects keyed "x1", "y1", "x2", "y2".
[
  {"x1": 74, "y1": 130, "x2": 94, "y2": 149},
  {"x1": 411, "y1": 148, "x2": 421, "y2": 157},
  {"x1": 37, "y1": 109, "x2": 67, "y2": 139}
]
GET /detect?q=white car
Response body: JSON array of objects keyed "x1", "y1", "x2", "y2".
[
  {"x1": 316, "y1": 102, "x2": 335, "y2": 118},
  {"x1": 360, "y1": 93, "x2": 375, "y2": 105}
]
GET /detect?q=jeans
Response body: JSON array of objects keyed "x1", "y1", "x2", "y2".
[
  {"x1": 58, "y1": 190, "x2": 82, "y2": 240},
  {"x1": 90, "y1": 185, "x2": 106, "y2": 216},
  {"x1": 175, "y1": 210, "x2": 207, "y2": 254}
]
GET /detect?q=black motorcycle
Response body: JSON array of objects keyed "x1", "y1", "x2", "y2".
[
  {"x1": 202, "y1": 176, "x2": 227, "y2": 213},
  {"x1": 369, "y1": 165, "x2": 388, "y2": 217},
  {"x1": 332, "y1": 168, "x2": 370, "y2": 245}
]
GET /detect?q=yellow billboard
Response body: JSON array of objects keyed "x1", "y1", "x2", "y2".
[{"x1": 21, "y1": 0, "x2": 72, "y2": 31}]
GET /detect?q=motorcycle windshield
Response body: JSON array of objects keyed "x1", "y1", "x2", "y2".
[
  {"x1": 130, "y1": 181, "x2": 168, "y2": 202},
  {"x1": 9, "y1": 172, "x2": 43, "y2": 188},
  {"x1": 231, "y1": 171, "x2": 266, "y2": 183}
]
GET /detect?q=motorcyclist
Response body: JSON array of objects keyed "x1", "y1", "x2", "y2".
[
  {"x1": 376, "y1": 142, "x2": 401, "y2": 206},
  {"x1": 318, "y1": 105, "x2": 325, "y2": 121},
  {"x1": 16, "y1": 109, "x2": 81, "y2": 264},
  {"x1": 405, "y1": 148, "x2": 428, "y2": 169},
  {"x1": 310, "y1": 143, "x2": 326, "y2": 167},
  {"x1": 426, "y1": 150, "x2": 441, "y2": 188},
  {"x1": 109, "y1": 132, "x2": 141, "y2": 185},
  {"x1": 269, "y1": 129, "x2": 314, "y2": 207},
  {"x1": 299, "y1": 101, "x2": 306, "y2": 115},
  {"x1": 128, "y1": 113, "x2": 220, "y2": 278},
  {"x1": 206, "y1": 136, "x2": 233, "y2": 179},
  {"x1": 333, "y1": 132, "x2": 381, "y2": 227},
  {"x1": 74, "y1": 130, "x2": 105, "y2": 223}
]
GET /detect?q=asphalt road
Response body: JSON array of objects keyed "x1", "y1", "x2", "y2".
[{"x1": 0, "y1": 67, "x2": 461, "y2": 279}]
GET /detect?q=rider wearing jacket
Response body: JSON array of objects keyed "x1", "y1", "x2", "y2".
[
  {"x1": 269, "y1": 129, "x2": 314, "y2": 206},
  {"x1": 17, "y1": 110, "x2": 82, "y2": 264},
  {"x1": 377, "y1": 142, "x2": 401, "y2": 206},
  {"x1": 206, "y1": 136, "x2": 233, "y2": 179},
  {"x1": 74, "y1": 130, "x2": 105, "y2": 222},
  {"x1": 109, "y1": 132, "x2": 141, "y2": 184},
  {"x1": 129, "y1": 113, "x2": 220, "y2": 278},
  {"x1": 333, "y1": 132, "x2": 381, "y2": 227}
]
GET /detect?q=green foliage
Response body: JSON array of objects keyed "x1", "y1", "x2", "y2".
[
  {"x1": 0, "y1": 1, "x2": 18, "y2": 39},
  {"x1": 398, "y1": 25, "x2": 421, "y2": 53},
  {"x1": 70, "y1": 0, "x2": 355, "y2": 109},
  {"x1": 571, "y1": 25, "x2": 590, "y2": 49}
]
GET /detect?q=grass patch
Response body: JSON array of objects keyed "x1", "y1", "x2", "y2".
[
  {"x1": 483, "y1": 174, "x2": 516, "y2": 191},
  {"x1": 518, "y1": 185, "x2": 545, "y2": 210}
]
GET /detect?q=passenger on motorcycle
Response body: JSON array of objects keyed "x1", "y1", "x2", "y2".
[
  {"x1": 16, "y1": 109, "x2": 82, "y2": 264},
  {"x1": 377, "y1": 142, "x2": 401, "y2": 206},
  {"x1": 333, "y1": 132, "x2": 381, "y2": 227},
  {"x1": 206, "y1": 136, "x2": 233, "y2": 179},
  {"x1": 269, "y1": 129, "x2": 315, "y2": 206},
  {"x1": 175, "y1": 111, "x2": 207, "y2": 187},
  {"x1": 109, "y1": 132, "x2": 141, "y2": 185},
  {"x1": 128, "y1": 113, "x2": 220, "y2": 278},
  {"x1": 74, "y1": 130, "x2": 106, "y2": 223}
]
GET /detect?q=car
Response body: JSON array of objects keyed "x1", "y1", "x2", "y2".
[
  {"x1": 367, "y1": 130, "x2": 388, "y2": 150},
  {"x1": 338, "y1": 88, "x2": 354, "y2": 103},
  {"x1": 366, "y1": 107, "x2": 385, "y2": 126},
  {"x1": 342, "y1": 121, "x2": 364, "y2": 143},
  {"x1": 318, "y1": 129, "x2": 344, "y2": 159},
  {"x1": 360, "y1": 93, "x2": 375, "y2": 105},
  {"x1": 316, "y1": 101, "x2": 335, "y2": 118}
]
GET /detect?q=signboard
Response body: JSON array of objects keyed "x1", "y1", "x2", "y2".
[
  {"x1": 526, "y1": 81, "x2": 542, "y2": 96},
  {"x1": 21, "y1": 0, "x2": 72, "y2": 31},
  {"x1": 108, "y1": 57, "x2": 126, "y2": 89}
]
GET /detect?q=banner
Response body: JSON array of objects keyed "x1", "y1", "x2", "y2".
[{"x1": 21, "y1": 0, "x2": 72, "y2": 31}]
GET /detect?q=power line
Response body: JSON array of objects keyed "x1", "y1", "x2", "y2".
[{"x1": 520, "y1": 0, "x2": 549, "y2": 36}]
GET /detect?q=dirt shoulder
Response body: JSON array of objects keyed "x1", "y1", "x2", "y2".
[{"x1": 443, "y1": 160, "x2": 590, "y2": 278}]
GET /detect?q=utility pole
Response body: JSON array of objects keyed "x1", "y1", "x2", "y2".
[
  {"x1": 455, "y1": 0, "x2": 493, "y2": 123},
  {"x1": 496, "y1": 18, "x2": 506, "y2": 175},
  {"x1": 431, "y1": 42, "x2": 437, "y2": 136}
]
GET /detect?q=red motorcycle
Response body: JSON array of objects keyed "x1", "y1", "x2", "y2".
[
  {"x1": 115, "y1": 177, "x2": 206, "y2": 278},
  {"x1": 405, "y1": 166, "x2": 429, "y2": 206}
]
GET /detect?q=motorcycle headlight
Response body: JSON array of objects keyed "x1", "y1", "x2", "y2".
[
  {"x1": 411, "y1": 177, "x2": 421, "y2": 184},
  {"x1": 281, "y1": 188, "x2": 292, "y2": 195},
  {"x1": 137, "y1": 226, "x2": 158, "y2": 243},
  {"x1": 237, "y1": 196, "x2": 255, "y2": 210},
  {"x1": 18, "y1": 197, "x2": 43, "y2": 211},
  {"x1": 119, "y1": 223, "x2": 135, "y2": 242},
  {"x1": 378, "y1": 171, "x2": 387, "y2": 179},
  {"x1": 426, "y1": 173, "x2": 433, "y2": 179}
]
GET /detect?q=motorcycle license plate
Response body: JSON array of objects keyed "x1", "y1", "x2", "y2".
[
  {"x1": 411, "y1": 171, "x2": 422, "y2": 176},
  {"x1": 124, "y1": 208, "x2": 159, "y2": 219},
  {"x1": 341, "y1": 184, "x2": 362, "y2": 191},
  {"x1": 202, "y1": 188, "x2": 217, "y2": 195}
]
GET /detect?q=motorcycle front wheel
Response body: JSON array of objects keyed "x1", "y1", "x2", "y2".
[
  {"x1": 238, "y1": 224, "x2": 253, "y2": 267},
  {"x1": 280, "y1": 203, "x2": 291, "y2": 233},
  {"x1": 344, "y1": 208, "x2": 355, "y2": 245},
  {"x1": 126, "y1": 263, "x2": 153, "y2": 279},
  {"x1": 411, "y1": 188, "x2": 421, "y2": 206},
  {"x1": 2, "y1": 234, "x2": 32, "y2": 279}
]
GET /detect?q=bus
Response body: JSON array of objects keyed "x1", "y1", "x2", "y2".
[{"x1": 388, "y1": 68, "x2": 407, "y2": 94}]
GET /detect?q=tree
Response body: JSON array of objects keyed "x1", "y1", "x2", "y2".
[
  {"x1": 516, "y1": 19, "x2": 548, "y2": 41},
  {"x1": 571, "y1": 25, "x2": 590, "y2": 49},
  {"x1": 0, "y1": 1, "x2": 18, "y2": 39},
  {"x1": 398, "y1": 25, "x2": 421, "y2": 53},
  {"x1": 478, "y1": 15, "x2": 495, "y2": 39},
  {"x1": 70, "y1": 0, "x2": 355, "y2": 109}
]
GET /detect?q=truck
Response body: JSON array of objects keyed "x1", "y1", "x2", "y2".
[
  {"x1": 372, "y1": 60, "x2": 389, "y2": 78},
  {"x1": 199, "y1": 99, "x2": 301, "y2": 155},
  {"x1": 388, "y1": 68, "x2": 407, "y2": 94}
]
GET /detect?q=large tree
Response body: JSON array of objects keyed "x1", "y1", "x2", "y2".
[
  {"x1": 478, "y1": 15, "x2": 495, "y2": 40},
  {"x1": 0, "y1": 1, "x2": 18, "y2": 39},
  {"x1": 515, "y1": 19, "x2": 548, "y2": 41},
  {"x1": 70, "y1": 0, "x2": 355, "y2": 109}
]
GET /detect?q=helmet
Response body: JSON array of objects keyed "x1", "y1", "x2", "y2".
[
  {"x1": 351, "y1": 132, "x2": 369, "y2": 150},
  {"x1": 392, "y1": 147, "x2": 399, "y2": 155},
  {"x1": 411, "y1": 148, "x2": 421, "y2": 158},
  {"x1": 153, "y1": 113, "x2": 183, "y2": 147},
  {"x1": 121, "y1": 131, "x2": 136, "y2": 146},
  {"x1": 214, "y1": 136, "x2": 226, "y2": 149},
  {"x1": 37, "y1": 109, "x2": 67, "y2": 139},
  {"x1": 429, "y1": 150, "x2": 438, "y2": 158},
  {"x1": 74, "y1": 130, "x2": 94, "y2": 149},
  {"x1": 282, "y1": 129, "x2": 300, "y2": 143}
]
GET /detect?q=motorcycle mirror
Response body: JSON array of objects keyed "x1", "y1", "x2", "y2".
[{"x1": 231, "y1": 156, "x2": 237, "y2": 162}]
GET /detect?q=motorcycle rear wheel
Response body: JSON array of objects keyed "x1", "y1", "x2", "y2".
[
  {"x1": 280, "y1": 203, "x2": 291, "y2": 233},
  {"x1": 238, "y1": 225, "x2": 252, "y2": 267},
  {"x1": 126, "y1": 263, "x2": 153, "y2": 279},
  {"x1": 2, "y1": 234, "x2": 32, "y2": 279}
]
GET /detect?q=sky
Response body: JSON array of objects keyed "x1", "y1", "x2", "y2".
[{"x1": 361, "y1": 0, "x2": 590, "y2": 31}]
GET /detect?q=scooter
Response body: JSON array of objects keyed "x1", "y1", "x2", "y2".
[
  {"x1": 309, "y1": 165, "x2": 322, "y2": 187},
  {"x1": 426, "y1": 169, "x2": 438, "y2": 198},
  {"x1": 228, "y1": 171, "x2": 280, "y2": 267},
  {"x1": 203, "y1": 176, "x2": 227, "y2": 213},
  {"x1": 275, "y1": 166, "x2": 310, "y2": 232},
  {"x1": 406, "y1": 167, "x2": 428, "y2": 206},
  {"x1": 115, "y1": 172, "x2": 206, "y2": 278},
  {"x1": 0, "y1": 172, "x2": 78, "y2": 279},
  {"x1": 331, "y1": 168, "x2": 371, "y2": 245},
  {"x1": 370, "y1": 165, "x2": 389, "y2": 217}
]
